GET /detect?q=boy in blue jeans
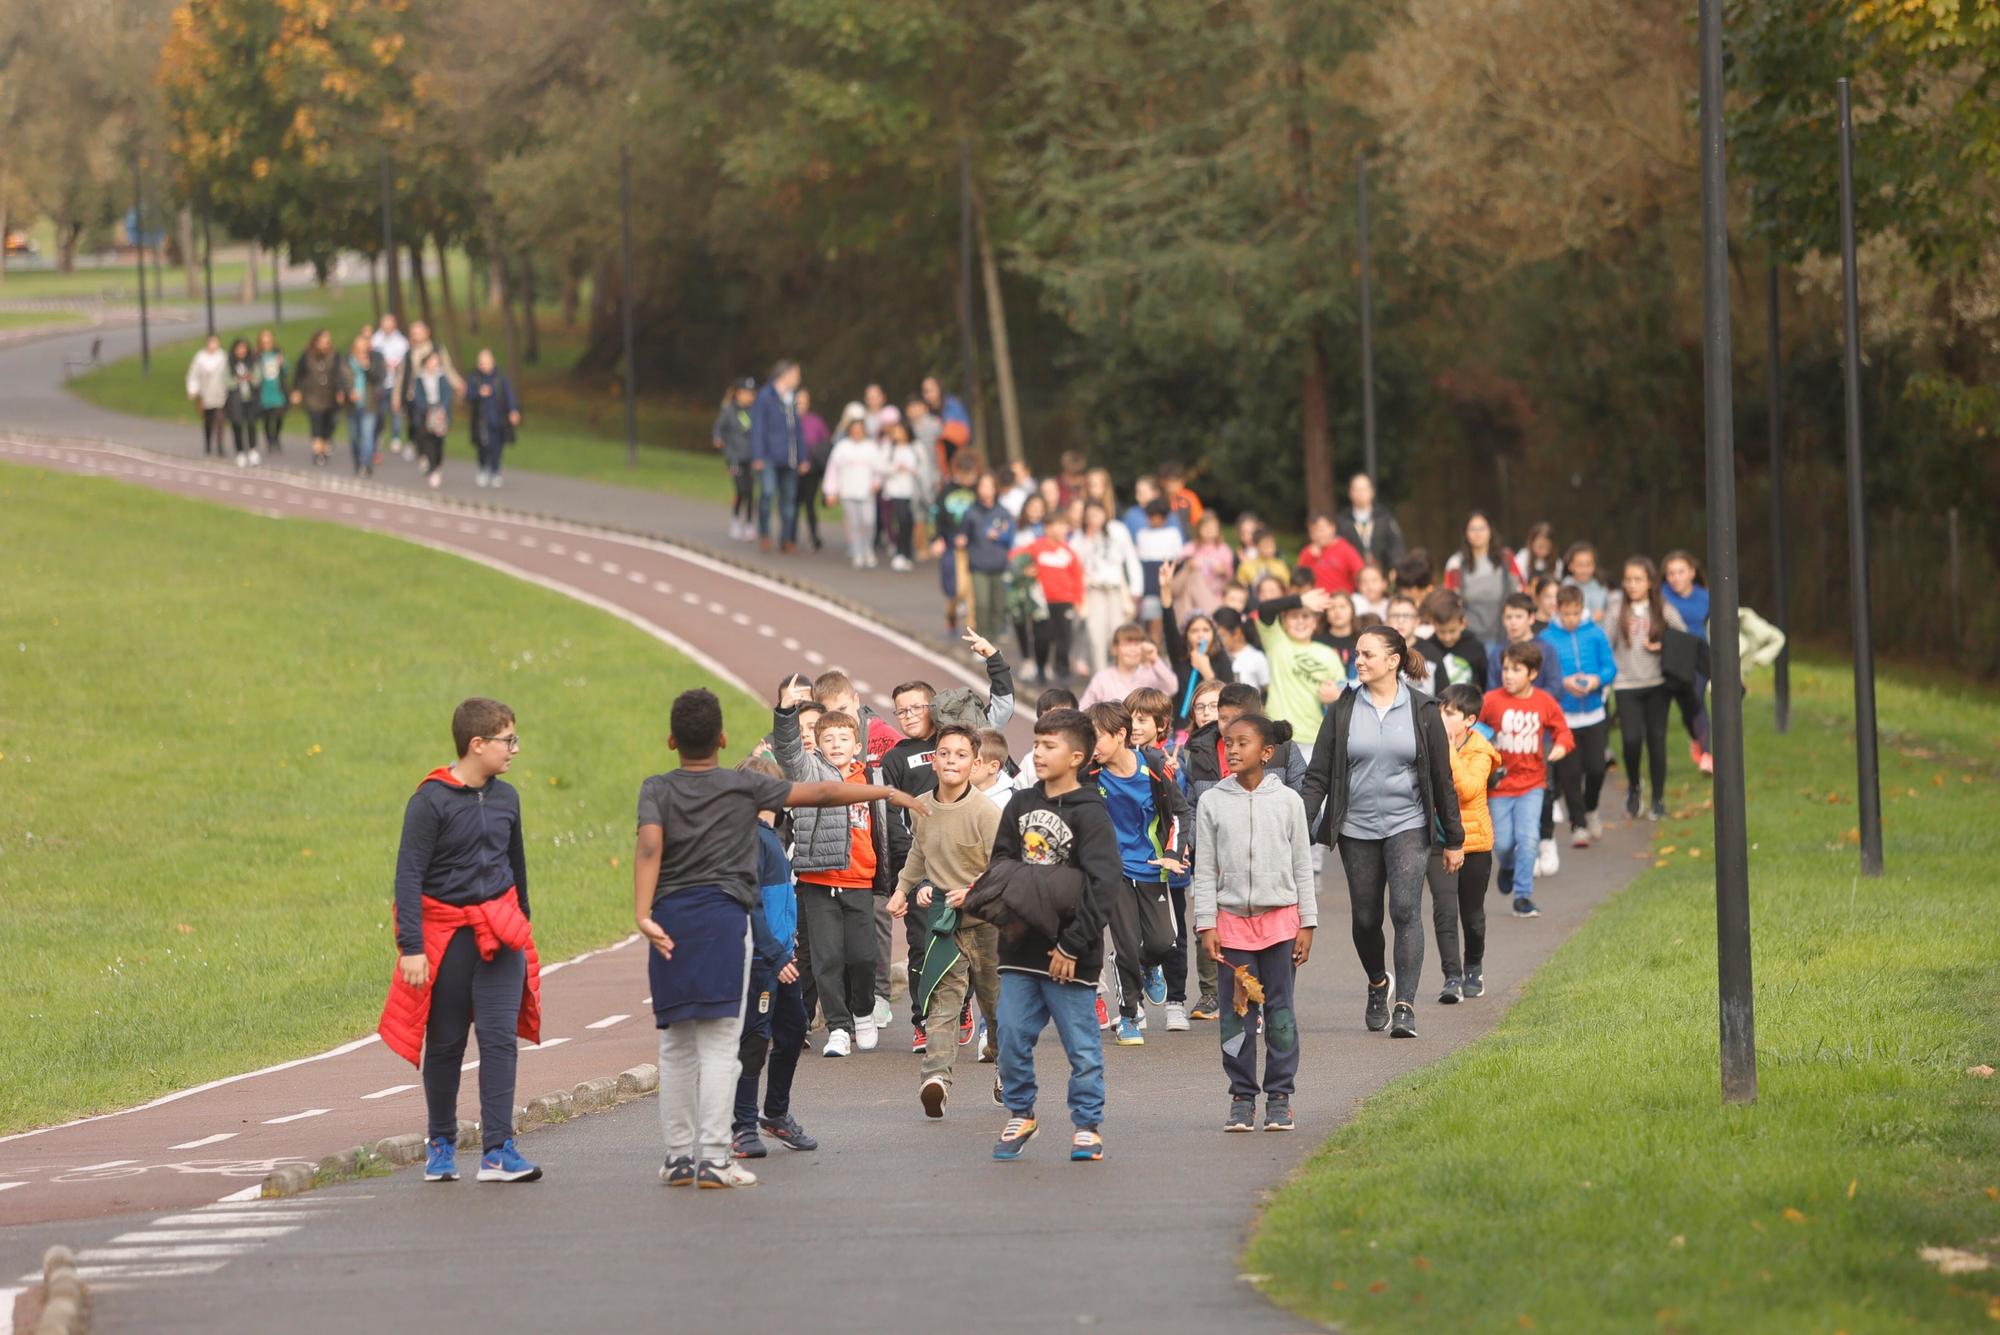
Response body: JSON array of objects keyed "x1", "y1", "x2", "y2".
[{"x1": 987, "y1": 709, "x2": 1124, "y2": 1162}]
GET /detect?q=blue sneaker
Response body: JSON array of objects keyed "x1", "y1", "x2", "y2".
[
  {"x1": 1113, "y1": 1016, "x2": 1144, "y2": 1046},
  {"x1": 1144, "y1": 965, "x2": 1168, "y2": 1008},
  {"x1": 992, "y1": 1115, "x2": 1039, "y2": 1161},
  {"x1": 476, "y1": 1138, "x2": 542, "y2": 1182},
  {"x1": 423, "y1": 1136, "x2": 458, "y2": 1182}
]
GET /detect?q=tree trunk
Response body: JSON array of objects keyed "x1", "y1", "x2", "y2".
[
  {"x1": 409, "y1": 239, "x2": 433, "y2": 328},
  {"x1": 519, "y1": 251, "x2": 540, "y2": 365},
  {"x1": 482, "y1": 217, "x2": 520, "y2": 380},
  {"x1": 559, "y1": 263, "x2": 580, "y2": 328},
  {"x1": 55, "y1": 216, "x2": 77, "y2": 273},
  {"x1": 369, "y1": 254, "x2": 381, "y2": 325},
  {"x1": 178, "y1": 207, "x2": 198, "y2": 297},
  {"x1": 435, "y1": 234, "x2": 463, "y2": 352},
  {"x1": 973, "y1": 196, "x2": 1025, "y2": 466},
  {"x1": 486, "y1": 250, "x2": 506, "y2": 311},
  {"x1": 240, "y1": 239, "x2": 258, "y2": 303},
  {"x1": 1301, "y1": 330, "x2": 1335, "y2": 521}
]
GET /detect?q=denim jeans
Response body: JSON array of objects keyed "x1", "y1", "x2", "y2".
[
  {"x1": 347, "y1": 408, "x2": 378, "y2": 472},
  {"x1": 997, "y1": 971, "x2": 1105, "y2": 1129},
  {"x1": 758, "y1": 466, "x2": 801, "y2": 546},
  {"x1": 1491, "y1": 788, "x2": 1545, "y2": 899}
]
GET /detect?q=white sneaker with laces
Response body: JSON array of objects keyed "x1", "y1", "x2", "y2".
[
  {"x1": 698, "y1": 1158, "x2": 757, "y2": 1188},
  {"x1": 855, "y1": 1018, "x2": 879, "y2": 1052},
  {"x1": 1537, "y1": 838, "x2": 1560, "y2": 877},
  {"x1": 1165, "y1": 1003, "x2": 1189, "y2": 1032},
  {"x1": 871, "y1": 996, "x2": 893, "y2": 1029},
  {"x1": 1587, "y1": 812, "x2": 1604, "y2": 839},
  {"x1": 822, "y1": 1028, "x2": 852, "y2": 1058}
]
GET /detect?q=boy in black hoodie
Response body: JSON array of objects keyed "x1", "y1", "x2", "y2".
[
  {"x1": 1419, "y1": 589, "x2": 1487, "y2": 690},
  {"x1": 990, "y1": 708, "x2": 1123, "y2": 1163}
]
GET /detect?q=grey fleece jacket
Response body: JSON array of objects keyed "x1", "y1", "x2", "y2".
[
  {"x1": 1189, "y1": 772, "x2": 1318, "y2": 931},
  {"x1": 770, "y1": 704, "x2": 889, "y2": 888}
]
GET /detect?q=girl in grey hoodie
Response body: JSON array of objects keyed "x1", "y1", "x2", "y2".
[{"x1": 1191, "y1": 714, "x2": 1317, "y2": 1134}]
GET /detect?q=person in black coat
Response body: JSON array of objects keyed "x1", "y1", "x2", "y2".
[
  {"x1": 1335, "y1": 473, "x2": 1408, "y2": 574},
  {"x1": 464, "y1": 348, "x2": 521, "y2": 488}
]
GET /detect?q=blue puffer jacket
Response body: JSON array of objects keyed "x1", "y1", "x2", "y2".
[{"x1": 1539, "y1": 620, "x2": 1617, "y2": 717}]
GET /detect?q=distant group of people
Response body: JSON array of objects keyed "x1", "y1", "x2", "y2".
[{"x1": 184, "y1": 314, "x2": 521, "y2": 488}]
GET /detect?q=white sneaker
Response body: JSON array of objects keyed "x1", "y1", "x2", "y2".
[
  {"x1": 697, "y1": 1158, "x2": 756, "y2": 1188},
  {"x1": 1165, "y1": 1003, "x2": 1190, "y2": 1032},
  {"x1": 490, "y1": 474, "x2": 503, "y2": 488},
  {"x1": 864, "y1": 554, "x2": 879, "y2": 569},
  {"x1": 871, "y1": 996, "x2": 893, "y2": 1030},
  {"x1": 1587, "y1": 811, "x2": 1604, "y2": 839},
  {"x1": 855, "y1": 1019, "x2": 879, "y2": 1052},
  {"x1": 890, "y1": 556, "x2": 913, "y2": 572},
  {"x1": 1134, "y1": 1003, "x2": 1147, "y2": 1031},
  {"x1": 1537, "y1": 838, "x2": 1560, "y2": 877},
  {"x1": 920, "y1": 1076, "x2": 948, "y2": 1119},
  {"x1": 428, "y1": 471, "x2": 442, "y2": 490},
  {"x1": 822, "y1": 1029, "x2": 852, "y2": 1058},
  {"x1": 1552, "y1": 798, "x2": 1567, "y2": 825},
  {"x1": 476, "y1": 469, "x2": 490, "y2": 488},
  {"x1": 234, "y1": 453, "x2": 248, "y2": 468},
  {"x1": 248, "y1": 449, "x2": 261, "y2": 466}
]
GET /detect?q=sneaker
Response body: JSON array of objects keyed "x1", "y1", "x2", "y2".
[
  {"x1": 855, "y1": 1019, "x2": 879, "y2": 1052},
  {"x1": 1390, "y1": 1003, "x2": 1418, "y2": 1039},
  {"x1": 890, "y1": 556, "x2": 914, "y2": 572},
  {"x1": 248, "y1": 449, "x2": 261, "y2": 466},
  {"x1": 1463, "y1": 971, "x2": 1485, "y2": 999},
  {"x1": 234, "y1": 453, "x2": 248, "y2": 468},
  {"x1": 920, "y1": 1076, "x2": 948, "y2": 1119},
  {"x1": 659, "y1": 1154, "x2": 695, "y2": 1187},
  {"x1": 476, "y1": 1139, "x2": 542, "y2": 1182},
  {"x1": 1537, "y1": 838, "x2": 1560, "y2": 877},
  {"x1": 870, "y1": 996, "x2": 893, "y2": 1029},
  {"x1": 1587, "y1": 811, "x2": 1604, "y2": 839},
  {"x1": 1438, "y1": 976, "x2": 1463, "y2": 1005},
  {"x1": 1571, "y1": 827, "x2": 1591, "y2": 849},
  {"x1": 912, "y1": 1023, "x2": 928, "y2": 1055},
  {"x1": 958, "y1": 1003, "x2": 975, "y2": 1047},
  {"x1": 1070, "y1": 1128, "x2": 1104, "y2": 1161},
  {"x1": 1225, "y1": 1099, "x2": 1256, "y2": 1132},
  {"x1": 1165, "y1": 1002, "x2": 1190, "y2": 1032},
  {"x1": 1135, "y1": 1003, "x2": 1148, "y2": 1031},
  {"x1": 1626, "y1": 786, "x2": 1642, "y2": 819},
  {"x1": 1144, "y1": 965, "x2": 1168, "y2": 1007},
  {"x1": 697, "y1": 1158, "x2": 757, "y2": 1189},
  {"x1": 490, "y1": 474, "x2": 503, "y2": 489},
  {"x1": 1113, "y1": 1016, "x2": 1144, "y2": 1046},
  {"x1": 822, "y1": 1028, "x2": 853, "y2": 1058},
  {"x1": 1095, "y1": 995, "x2": 1111, "y2": 1030},
  {"x1": 758, "y1": 1114, "x2": 819, "y2": 1151},
  {"x1": 992, "y1": 1076, "x2": 1005, "y2": 1108},
  {"x1": 427, "y1": 471, "x2": 441, "y2": 490},
  {"x1": 1365, "y1": 973, "x2": 1392, "y2": 1032},
  {"x1": 1190, "y1": 992, "x2": 1220, "y2": 1021},
  {"x1": 423, "y1": 1136, "x2": 458, "y2": 1181},
  {"x1": 993, "y1": 1115, "x2": 1038, "y2": 1160},
  {"x1": 1513, "y1": 897, "x2": 1541, "y2": 918},
  {"x1": 731, "y1": 1128, "x2": 767, "y2": 1160},
  {"x1": 1263, "y1": 1098, "x2": 1295, "y2": 1131},
  {"x1": 476, "y1": 469, "x2": 490, "y2": 488},
  {"x1": 1650, "y1": 799, "x2": 1667, "y2": 821}
]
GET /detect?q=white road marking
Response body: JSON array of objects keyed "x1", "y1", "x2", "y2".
[
  {"x1": 361, "y1": 1083, "x2": 416, "y2": 1100},
  {"x1": 626, "y1": 570, "x2": 646, "y2": 584},
  {"x1": 545, "y1": 541, "x2": 567, "y2": 555},
  {"x1": 0, "y1": 1284, "x2": 19, "y2": 1333},
  {"x1": 151, "y1": 1212, "x2": 315, "y2": 1226},
  {"x1": 574, "y1": 551, "x2": 595, "y2": 565},
  {"x1": 522, "y1": 1036, "x2": 571, "y2": 1051},
  {"x1": 782, "y1": 637, "x2": 801, "y2": 651},
  {"x1": 757, "y1": 624, "x2": 776, "y2": 637},
  {"x1": 518, "y1": 534, "x2": 539, "y2": 548},
  {"x1": 681, "y1": 591, "x2": 701, "y2": 605},
  {"x1": 457, "y1": 521, "x2": 480, "y2": 534},
  {"x1": 27, "y1": 1263, "x2": 228, "y2": 1281},
  {"x1": 76, "y1": 1245, "x2": 256, "y2": 1262},
  {"x1": 0, "y1": 1182, "x2": 24, "y2": 1193},
  {"x1": 601, "y1": 561, "x2": 622, "y2": 575},
  {"x1": 652, "y1": 580, "x2": 674, "y2": 594},
  {"x1": 584, "y1": 1014, "x2": 629, "y2": 1030},
  {"x1": 488, "y1": 528, "x2": 510, "y2": 540},
  {"x1": 706, "y1": 601, "x2": 727, "y2": 615},
  {"x1": 731, "y1": 612, "x2": 752, "y2": 627},
  {"x1": 169, "y1": 1133, "x2": 238, "y2": 1150},
  {"x1": 213, "y1": 1184, "x2": 264, "y2": 1203},
  {"x1": 111, "y1": 1227, "x2": 298, "y2": 1243},
  {"x1": 69, "y1": 1159, "x2": 139, "y2": 1172},
  {"x1": 804, "y1": 650, "x2": 826, "y2": 666},
  {"x1": 262, "y1": 1108, "x2": 329, "y2": 1125},
  {"x1": 852, "y1": 679, "x2": 873, "y2": 695}
]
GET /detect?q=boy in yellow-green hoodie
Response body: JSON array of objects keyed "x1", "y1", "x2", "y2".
[{"x1": 1428, "y1": 683, "x2": 1500, "y2": 1004}]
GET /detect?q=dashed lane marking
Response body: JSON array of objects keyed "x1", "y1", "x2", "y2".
[
  {"x1": 168, "y1": 1134, "x2": 237, "y2": 1150},
  {"x1": 584, "y1": 1014, "x2": 629, "y2": 1030},
  {"x1": 261, "y1": 1108, "x2": 329, "y2": 1125},
  {"x1": 0, "y1": 1182, "x2": 24, "y2": 1193},
  {"x1": 731, "y1": 612, "x2": 753, "y2": 627},
  {"x1": 152, "y1": 1212, "x2": 316, "y2": 1226},
  {"x1": 361, "y1": 1084, "x2": 416, "y2": 1100},
  {"x1": 601, "y1": 561, "x2": 622, "y2": 575},
  {"x1": 782, "y1": 637, "x2": 801, "y2": 651},
  {"x1": 18, "y1": 1263, "x2": 227, "y2": 1282},
  {"x1": 652, "y1": 580, "x2": 674, "y2": 594},
  {"x1": 758, "y1": 624, "x2": 776, "y2": 637},
  {"x1": 522, "y1": 1037, "x2": 571, "y2": 1051},
  {"x1": 626, "y1": 570, "x2": 646, "y2": 584},
  {"x1": 574, "y1": 551, "x2": 595, "y2": 565},
  {"x1": 804, "y1": 650, "x2": 826, "y2": 666},
  {"x1": 76, "y1": 1245, "x2": 256, "y2": 1262},
  {"x1": 110, "y1": 1227, "x2": 299, "y2": 1243}
]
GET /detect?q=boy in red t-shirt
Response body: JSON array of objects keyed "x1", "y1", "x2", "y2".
[
  {"x1": 1299, "y1": 513, "x2": 1365, "y2": 594},
  {"x1": 1023, "y1": 511, "x2": 1086, "y2": 684},
  {"x1": 1478, "y1": 641, "x2": 1573, "y2": 919}
]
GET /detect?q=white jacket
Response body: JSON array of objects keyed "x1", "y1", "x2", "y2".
[
  {"x1": 185, "y1": 347, "x2": 229, "y2": 408},
  {"x1": 879, "y1": 442, "x2": 920, "y2": 501},
  {"x1": 822, "y1": 438, "x2": 881, "y2": 502},
  {"x1": 1077, "y1": 522, "x2": 1142, "y2": 594}
]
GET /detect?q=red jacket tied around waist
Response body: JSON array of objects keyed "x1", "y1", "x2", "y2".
[{"x1": 378, "y1": 887, "x2": 542, "y2": 1066}]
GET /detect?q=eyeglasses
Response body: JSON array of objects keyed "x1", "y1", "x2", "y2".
[
  {"x1": 481, "y1": 734, "x2": 522, "y2": 751},
  {"x1": 892, "y1": 704, "x2": 930, "y2": 719}
]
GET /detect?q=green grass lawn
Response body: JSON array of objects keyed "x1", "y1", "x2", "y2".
[
  {"x1": 1247, "y1": 662, "x2": 2000, "y2": 1331},
  {"x1": 0, "y1": 309, "x2": 85, "y2": 330},
  {"x1": 0, "y1": 260, "x2": 248, "y2": 305},
  {"x1": 68, "y1": 290, "x2": 733, "y2": 506},
  {"x1": 0, "y1": 464, "x2": 769, "y2": 1133}
]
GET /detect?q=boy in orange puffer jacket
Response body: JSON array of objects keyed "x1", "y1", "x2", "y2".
[{"x1": 1429, "y1": 683, "x2": 1501, "y2": 1004}]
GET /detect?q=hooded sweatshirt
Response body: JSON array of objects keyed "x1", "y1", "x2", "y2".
[
  {"x1": 392, "y1": 767, "x2": 528, "y2": 955},
  {"x1": 989, "y1": 781, "x2": 1123, "y2": 985},
  {"x1": 1189, "y1": 772, "x2": 1318, "y2": 931}
]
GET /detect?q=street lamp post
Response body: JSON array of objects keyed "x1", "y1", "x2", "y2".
[
  {"x1": 201, "y1": 198, "x2": 216, "y2": 337},
  {"x1": 1357, "y1": 149, "x2": 1377, "y2": 482},
  {"x1": 620, "y1": 144, "x2": 638, "y2": 470},
  {"x1": 131, "y1": 149, "x2": 150, "y2": 375}
]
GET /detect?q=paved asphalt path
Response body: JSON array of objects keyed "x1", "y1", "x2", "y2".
[{"x1": 0, "y1": 317, "x2": 1655, "y2": 1332}]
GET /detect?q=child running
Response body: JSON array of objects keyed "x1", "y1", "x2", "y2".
[
  {"x1": 1086, "y1": 701, "x2": 1191, "y2": 1045},
  {"x1": 1428, "y1": 684, "x2": 1500, "y2": 1003},
  {"x1": 1479, "y1": 643, "x2": 1574, "y2": 919},
  {"x1": 1192, "y1": 713, "x2": 1317, "y2": 1133},
  {"x1": 634, "y1": 689, "x2": 919, "y2": 1188}
]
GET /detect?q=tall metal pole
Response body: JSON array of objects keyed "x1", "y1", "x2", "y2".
[
  {"x1": 619, "y1": 144, "x2": 638, "y2": 470},
  {"x1": 1765, "y1": 261, "x2": 1789, "y2": 733},
  {"x1": 379, "y1": 151, "x2": 401, "y2": 326},
  {"x1": 1698, "y1": 0, "x2": 1756, "y2": 1105},
  {"x1": 201, "y1": 198, "x2": 216, "y2": 336},
  {"x1": 1837, "y1": 77, "x2": 1885, "y2": 877},
  {"x1": 956, "y1": 137, "x2": 980, "y2": 443},
  {"x1": 131, "y1": 149, "x2": 150, "y2": 375},
  {"x1": 1357, "y1": 149, "x2": 1377, "y2": 482},
  {"x1": 272, "y1": 245, "x2": 283, "y2": 324}
]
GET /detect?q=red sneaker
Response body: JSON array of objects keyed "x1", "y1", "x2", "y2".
[
  {"x1": 911, "y1": 1023, "x2": 928, "y2": 1055},
  {"x1": 1095, "y1": 995, "x2": 1111, "y2": 1030},
  {"x1": 958, "y1": 1002, "x2": 975, "y2": 1047}
]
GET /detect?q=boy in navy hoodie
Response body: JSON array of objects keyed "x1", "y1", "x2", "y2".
[
  {"x1": 728, "y1": 756, "x2": 819, "y2": 1161},
  {"x1": 379, "y1": 697, "x2": 542, "y2": 1186},
  {"x1": 990, "y1": 709, "x2": 1125, "y2": 1163}
]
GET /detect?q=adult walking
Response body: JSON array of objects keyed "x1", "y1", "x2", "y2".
[
  {"x1": 370, "y1": 313, "x2": 412, "y2": 461},
  {"x1": 1076, "y1": 500, "x2": 1142, "y2": 675},
  {"x1": 291, "y1": 328, "x2": 345, "y2": 468},
  {"x1": 253, "y1": 329, "x2": 287, "y2": 456},
  {"x1": 958, "y1": 470, "x2": 1014, "y2": 639},
  {"x1": 409, "y1": 349, "x2": 456, "y2": 491},
  {"x1": 224, "y1": 337, "x2": 260, "y2": 466},
  {"x1": 184, "y1": 334, "x2": 229, "y2": 457},
  {"x1": 1298, "y1": 625, "x2": 1463, "y2": 1041},
  {"x1": 1605, "y1": 555, "x2": 1686, "y2": 821},
  {"x1": 398, "y1": 320, "x2": 462, "y2": 479},
  {"x1": 1442, "y1": 511, "x2": 1519, "y2": 645},
  {"x1": 1336, "y1": 472, "x2": 1407, "y2": 573},
  {"x1": 464, "y1": 348, "x2": 521, "y2": 488},
  {"x1": 344, "y1": 333, "x2": 388, "y2": 477},
  {"x1": 797, "y1": 387, "x2": 831, "y2": 553},
  {"x1": 751, "y1": 360, "x2": 806, "y2": 554}
]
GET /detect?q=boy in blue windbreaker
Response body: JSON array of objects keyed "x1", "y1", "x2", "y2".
[
  {"x1": 730, "y1": 755, "x2": 818, "y2": 1161},
  {"x1": 1539, "y1": 586, "x2": 1618, "y2": 848}
]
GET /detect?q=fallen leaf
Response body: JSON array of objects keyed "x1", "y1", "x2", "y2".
[
  {"x1": 1668, "y1": 1234, "x2": 1686, "y2": 1249},
  {"x1": 1964, "y1": 775, "x2": 1975, "y2": 785},
  {"x1": 1660, "y1": 845, "x2": 1678, "y2": 856},
  {"x1": 1906, "y1": 788, "x2": 1919, "y2": 798},
  {"x1": 1368, "y1": 1280, "x2": 1389, "y2": 1295},
  {"x1": 300, "y1": 849, "x2": 314, "y2": 858},
  {"x1": 1518, "y1": 1316, "x2": 1536, "y2": 1330},
  {"x1": 608, "y1": 856, "x2": 621, "y2": 869},
  {"x1": 1933, "y1": 774, "x2": 1946, "y2": 787},
  {"x1": 1986, "y1": 1186, "x2": 1998, "y2": 1201},
  {"x1": 1826, "y1": 792, "x2": 1842, "y2": 804},
  {"x1": 1329, "y1": 1280, "x2": 1347, "y2": 1291},
  {"x1": 1412, "y1": 1256, "x2": 1432, "y2": 1270},
  {"x1": 1969, "y1": 1065, "x2": 1996, "y2": 1078},
  {"x1": 1654, "y1": 860, "x2": 1670, "y2": 870},
  {"x1": 1782, "y1": 1207, "x2": 1806, "y2": 1224},
  {"x1": 1842, "y1": 828, "x2": 1861, "y2": 846},
  {"x1": 175, "y1": 923, "x2": 194, "y2": 935},
  {"x1": 1847, "y1": 1178, "x2": 1858, "y2": 1200},
  {"x1": 1657, "y1": 1310, "x2": 1681, "y2": 1323},
  {"x1": 1985, "y1": 1295, "x2": 2000, "y2": 1321},
  {"x1": 1687, "y1": 847, "x2": 1703, "y2": 859}
]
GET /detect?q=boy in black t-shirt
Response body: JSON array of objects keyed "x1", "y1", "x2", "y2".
[{"x1": 632, "y1": 689, "x2": 917, "y2": 1190}]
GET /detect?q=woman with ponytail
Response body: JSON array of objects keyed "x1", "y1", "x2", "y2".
[{"x1": 1298, "y1": 626, "x2": 1463, "y2": 1040}]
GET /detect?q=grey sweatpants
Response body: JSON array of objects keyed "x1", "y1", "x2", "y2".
[{"x1": 1337, "y1": 828, "x2": 1429, "y2": 1007}]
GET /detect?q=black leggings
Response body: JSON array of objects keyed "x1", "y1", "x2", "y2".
[
  {"x1": 1338, "y1": 827, "x2": 1429, "y2": 1007},
  {"x1": 1034, "y1": 603, "x2": 1075, "y2": 680},
  {"x1": 200, "y1": 407, "x2": 225, "y2": 454},
  {"x1": 228, "y1": 415, "x2": 254, "y2": 455},
  {"x1": 1553, "y1": 719, "x2": 1609, "y2": 828},
  {"x1": 1426, "y1": 849, "x2": 1492, "y2": 981},
  {"x1": 415, "y1": 428, "x2": 445, "y2": 473},
  {"x1": 1615, "y1": 686, "x2": 1672, "y2": 804},
  {"x1": 260, "y1": 407, "x2": 285, "y2": 450},
  {"x1": 730, "y1": 463, "x2": 754, "y2": 521},
  {"x1": 799, "y1": 470, "x2": 823, "y2": 546},
  {"x1": 422, "y1": 926, "x2": 524, "y2": 1152}
]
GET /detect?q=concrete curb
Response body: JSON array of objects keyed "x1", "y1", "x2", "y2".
[
  {"x1": 256, "y1": 1064, "x2": 662, "y2": 1200},
  {"x1": 10, "y1": 1244, "x2": 92, "y2": 1334}
]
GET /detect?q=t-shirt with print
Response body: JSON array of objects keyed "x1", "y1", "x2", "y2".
[
  {"x1": 1476, "y1": 688, "x2": 1575, "y2": 797},
  {"x1": 636, "y1": 766, "x2": 794, "y2": 909},
  {"x1": 1096, "y1": 761, "x2": 1159, "y2": 882},
  {"x1": 1260, "y1": 631, "x2": 1345, "y2": 746}
]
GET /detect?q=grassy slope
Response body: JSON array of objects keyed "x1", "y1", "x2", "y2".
[
  {"x1": 0, "y1": 464, "x2": 767, "y2": 1132},
  {"x1": 0, "y1": 261, "x2": 248, "y2": 304},
  {"x1": 1247, "y1": 663, "x2": 2000, "y2": 1331},
  {"x1": 0, "y1": 310, "x2": 85, "y2": 330},
  {"x1": 68, "y1": 291, "x2": 730, "y2": 505}
]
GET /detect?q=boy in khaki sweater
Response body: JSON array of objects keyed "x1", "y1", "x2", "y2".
[{"x1": 887, "y1": 724, "x2": 1002, "y2": 1117}]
